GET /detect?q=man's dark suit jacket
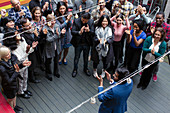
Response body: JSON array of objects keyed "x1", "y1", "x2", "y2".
[{"x1": 71, "y1": 17, "x2": 94, "y2": 47}]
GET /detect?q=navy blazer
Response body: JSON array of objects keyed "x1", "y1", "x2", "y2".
[{"x1": 98, "y1": 80, "x2": 133, "y2": 113}]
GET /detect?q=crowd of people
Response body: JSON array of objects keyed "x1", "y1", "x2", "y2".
[{"x1": 0, "y1": 0, "x2": 169, "y2": 112}]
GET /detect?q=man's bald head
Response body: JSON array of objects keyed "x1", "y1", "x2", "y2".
[{"x1": 11, "y1": 0, "x2": 21, "y2": 11}]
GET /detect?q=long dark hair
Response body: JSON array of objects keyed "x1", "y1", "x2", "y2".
[
  {"x1": 152, "y1": 27, "x2": 166, "y2": 42},
  {"x1": 56, "y1": 1, "x2": 68, "y2": 24},
  {"x1": 3, "y1": 28, "x2": 23, "y2": 51},
  {"x1": 97, "y1": 15, "x2": 111, "y2": 28},
  {"x1": 133, "y1": 19, "x2": 146, "y2": 31},
  {"x1": 3, "y1": 28, "x2": 17, "y2": 51},
  {"x1": 56, "y1": 1, "x2": 68, "y2": 16},
  {"x1": 4, "y1": 17, "x2": 15, "y2": 31},
  {"x1": 31, "y1": 6, "x2": 42, "y2": 20}
]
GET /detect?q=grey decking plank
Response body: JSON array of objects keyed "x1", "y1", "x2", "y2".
[
  {"x1": 18, "y1": 96, "x2": 37, "y2": 113},
  {"x1": 40, "y1": 78, "x2": 72, "y2": 112},
  {"x1": 13, "y1": 46, "x2": 170, "y2": 113},
  {"x1": 29, "y1": 83, "x2": 54, "y2": 113},
  {"x1": 51, "y1": 76, "x2": 87, "y2": 113},
  {"x1": 28, "y1": 83, "x2": 54, "y2": 113},
  {"x1": 41, "y1": 77, "x2": 82, "y2": 113},
  {"x1": 128, "y1": 97, "x2": 143, "y2": 113},
  {"x1": 26, "y1": 85, "x2": 46, "y2": 113},
  {"x1": 60, "y1": 66, "x2": 99, "y2": 113},
  {"x1": 35, "y1": 82, "x2": 61, "y2": 113},
  {"x1": 17, "y1": 97, "x2": 30, "y2": 113}
]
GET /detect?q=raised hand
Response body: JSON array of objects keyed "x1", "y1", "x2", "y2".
[
  {"x1": 85, "y1": 9, "x2": 90, "y2": 13},
  {"x1": 14, "y1": 64, "x2": 20, "y2": 72},
  {"x1": 84, "y1": 24, "x2": 90, "y2": 32},
  {"x1": 79, "y1": 5, "x2": 82, "y2": 12},
  {"x1": 105, "y1": 70, "x2": 111, "y2": 81},
  {"x1": 133, "y1": 30, "x2": 136, "y2": 37},
  {"x1": 34, "y1": 28, "x2": 39, "y2": 37},
  {"x1": 32, "y1": 41, "x2": 38, "y2": 49},
  {"x1": 151, "y1": 48, "x2": 155, "y2": 54},
  {"x1": 19, "y1": 10, "x2": 25, "y2": 17},
  {"x1": 125, "y1": 30, "x2": 130, "y2": 35},
  {"x1": 80, "y1": 26, "x2": 85, "y2": 35},
  {"x1": 96, "y1": 75, "x2": 103, "y2": 86},
  {"x1": 22, "y1": 59, "x2": 31, "y2": 67},
  {"x1": 1, "y1": 9, "x2": 6, "y2": 18},
  {"x1": 43, "y1": 28, "x2": 48, "y2": 34},
  {"x1": 67, "y1": 13, "x2": 72, "y2": 21},
  {"x1": 43, "y1": 2, "x2": 49, "y2": 11}
]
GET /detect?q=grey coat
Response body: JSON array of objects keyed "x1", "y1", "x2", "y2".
[
  {"x1": 56, "y1": 18, "x2": 72, "y2": 46},
  {"x1": 42, "y1": 23, "x2": 61, "y2": 58}
]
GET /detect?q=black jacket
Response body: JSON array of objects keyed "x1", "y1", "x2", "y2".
[
  {"x1": 0, "y1": 54, "x2": 23, "y2": 91},
  {"x1": 71, "y1": 18, "x2": 95, "y2": 47}
]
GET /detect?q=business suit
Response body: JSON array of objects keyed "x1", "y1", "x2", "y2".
[
  {"x1": 71, "y1": 17, "x2": 94, "y2": 70},
  {"x1": 98, "y1": 81, "x2": 133, "y2": 113}
]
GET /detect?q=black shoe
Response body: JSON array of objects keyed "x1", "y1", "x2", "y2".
[
  {"x1": 54, "y1": 73, "x2": 60, "y2": 78},
  {"x1": 72, "y1": 70, "x2": 77, "y2": 78},
  {"x1": 141, "y1": 86, "x2": 147, "y2": 90},
  {"x1": 46, "y1": 75, "x2": 52, "y2": 81},
  {"x1": 18, "y1": 93, "x2": 31, "y2": 99},
  {"x1": 24, "y1": 90, "x2": 32, "y2": 96},
  {"x1": 29, "y1": 79, "x2": 41, "y2": 83},
  {"x1": 14, "y1": 105, "x2": 24, "y2": 111},
  {"x1": 84, "y1": 69, "x2": 91, "y2": 76},
  {"x1": 137, "y1": 84, "x2": 142, "y2": 88}
]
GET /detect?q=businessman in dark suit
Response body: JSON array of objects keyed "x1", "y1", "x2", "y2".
[{"x1": 71, "y1": 12, "x2": 94, "y2": 77}]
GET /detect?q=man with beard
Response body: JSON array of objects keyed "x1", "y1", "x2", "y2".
[
  {"x1": 148, "y1": 12, "x2": 170, "y2": 41},
  {"x1": 146, "y1": 11, "x2": 170, "y2": 82},
  {"x1": 97, "y1": 67, "x2": 133, "y2": 113},
  {"x1": 8, "y1": 0, "x2": 32, "y2": 28},
  {"x1": 71, "y1": 12, "x2": 95, "y2": 77},
  {"x1": 20, "y1": 17, "x2": 41, "y2": 83},
  {"x1": 91, "y1": 0, "x2": 111, "y2": 27}
]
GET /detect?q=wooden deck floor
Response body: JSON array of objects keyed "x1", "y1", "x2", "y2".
[{"x1": 1, "y1": 46, "x2": 170, "y2": 113}]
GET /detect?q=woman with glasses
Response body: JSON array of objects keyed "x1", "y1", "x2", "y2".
[
  {"x1": 137, "y1": 27, "x2": 166, "y2": 90},
  {"x1": 91, "y1": 15, "x2": 113, "y2": 78}
]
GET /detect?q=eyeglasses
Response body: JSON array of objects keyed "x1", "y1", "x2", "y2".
[
  {"x1": 99, "y1": 2, "x2": 104, "y2": 4},
  {"x1": 156, "y1": 17, "x2": 162, "y2": 20}
]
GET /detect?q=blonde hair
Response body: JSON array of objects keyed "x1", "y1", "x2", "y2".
[
  {"x1": 46, "y1": 14, "x2": 55, "y2": 22},
  {"x1": 0, "y1": 46, "x2": 10, "y2": 61}
]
